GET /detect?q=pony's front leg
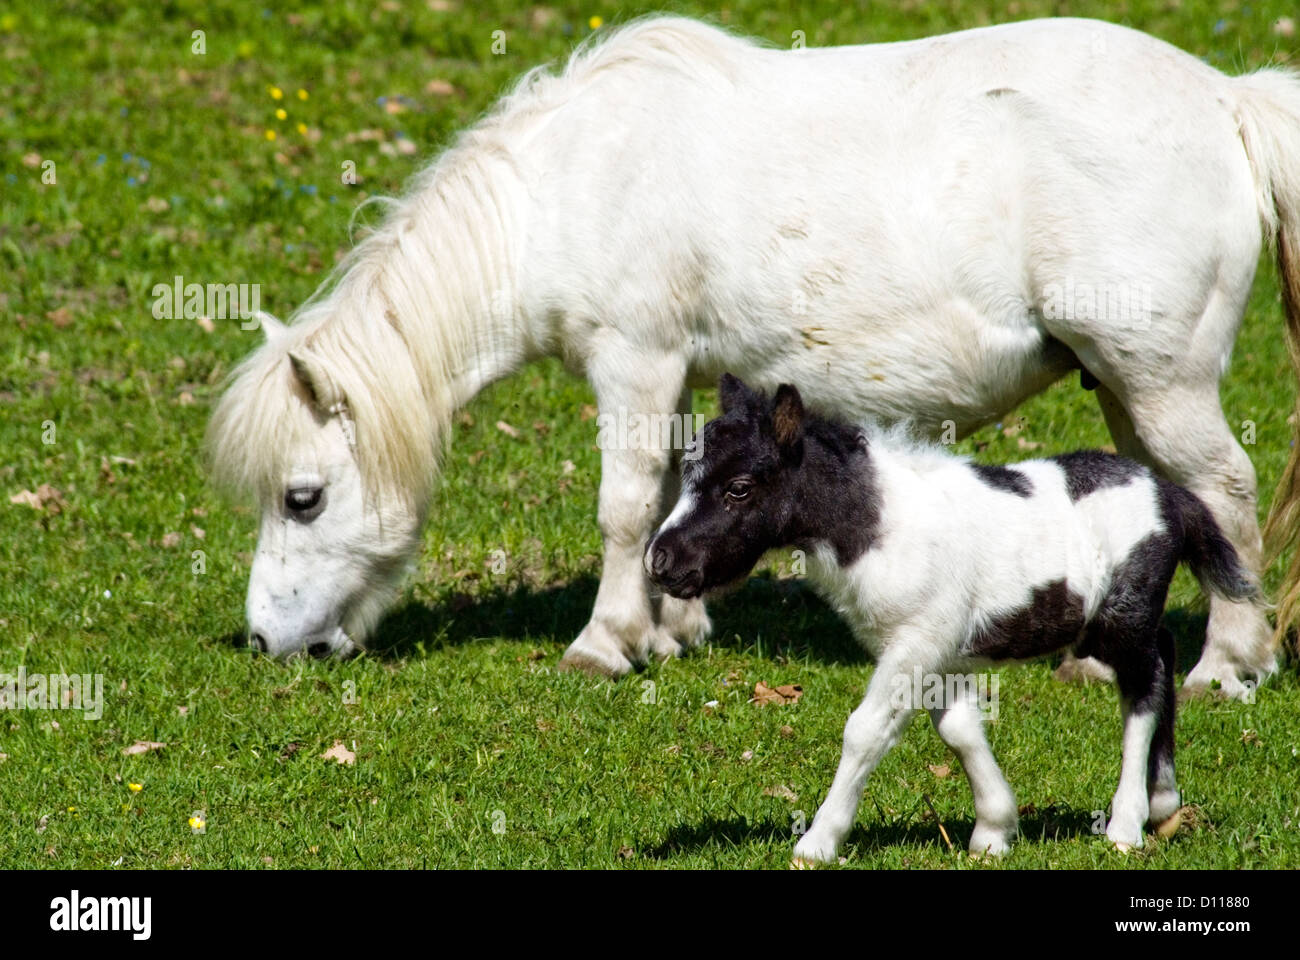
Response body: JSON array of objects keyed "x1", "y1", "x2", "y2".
[
  {"x1": 558, "y1": 348, "x2": 690, "y2": 677},
  {"x1": 793, "y1": 649, "x2": 921, "y2": 866}
]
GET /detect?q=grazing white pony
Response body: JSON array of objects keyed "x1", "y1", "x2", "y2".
[{"x1": 207, "y1": 16, "x2": 1300, "y2": 699}]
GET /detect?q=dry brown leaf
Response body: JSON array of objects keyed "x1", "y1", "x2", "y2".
[
  {"x1": 751, "y1": 681, "x2": 803, "y2": 706},
  {"x1": 495, "y1": 420, "x2": 520, "y2": 439},
  {"x1": 122, "y1": 740, "x2": 166, "y2": 756},
  {"x1": 424, "y1": 79, "x2": 457, "y2": 96},
  {"x1": 10, "y1": 484, "x2": 66, "y2": 513},
  {"x1": 928, "y1": 763, "x2": 951, "y2": 779},
  {"x1": 763, "y1": 784, "x2": 799, "y2": 802},
  {"x1": 321, "y1": 740, "x2": 355, "y2": 765},
  {"x1": 160, "y1": 532, "x2": 182, "y2": 548}
]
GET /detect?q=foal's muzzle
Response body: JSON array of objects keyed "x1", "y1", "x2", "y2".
[{"x1": 645, "y1": 538, "x2": 705, "y2": 599}]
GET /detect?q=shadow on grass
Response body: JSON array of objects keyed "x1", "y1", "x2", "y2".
[
  {"x1": 367, "y1": 570, "x2": 868, "y2": 666},
  {"x1": 643, "y1": 802, "x2": 1098, "y2": 861},
  {"x1": 366, "y1": 568, "x2": 1223, "y2": 676}
]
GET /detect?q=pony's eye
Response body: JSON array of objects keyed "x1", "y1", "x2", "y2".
[
  {"x1": 285, "y1": 486, "x2": 324, "y2": 515},
  {"x1": 725, "y1": 479, "x2": 753, "y2": 502}
]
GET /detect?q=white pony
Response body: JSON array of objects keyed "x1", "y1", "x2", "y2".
[{"x1": 208, "y1": 16, "x2": 1300, "y2": 699}]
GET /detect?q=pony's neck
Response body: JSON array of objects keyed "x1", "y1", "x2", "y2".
[{"x1": 348, "y1": 148, "x2": 531, "y2": 429}]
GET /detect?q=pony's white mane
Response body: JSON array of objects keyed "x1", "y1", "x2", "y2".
[{"x1": 207, "y1": 16, "x2": 753, "y2": 507}]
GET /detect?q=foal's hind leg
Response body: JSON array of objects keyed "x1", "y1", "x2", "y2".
[{"x1": 1147, "y1": 626, "x2": 1181, "y2": 828}]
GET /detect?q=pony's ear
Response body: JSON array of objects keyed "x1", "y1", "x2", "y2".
[
  {"x1": 257, "y1": 311, "x2": 289, "y2": 343},
  {"x1": 771, "y1": 384, "x2": 805, "y2": 449},
  {"x1": 719, "y1": 373, "x2": 758, "y2": 415},
  {"x1": 288, "y1": 350, "x2": 344, "y2": 412}
]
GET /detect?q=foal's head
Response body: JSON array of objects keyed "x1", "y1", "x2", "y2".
[{"x1": 646, "y1": 374, "x2": 876, "y2": 599}]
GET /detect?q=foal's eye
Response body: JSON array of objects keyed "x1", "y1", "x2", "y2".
[
  {"x1": 285, "y1": 486, "x2": 324, "y2": 515},
  {"x1": 724, "y1": 479, "x2": 753, "y2": 502}
]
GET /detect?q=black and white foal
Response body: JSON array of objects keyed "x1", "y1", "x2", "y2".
[{"x1": 647, "y1": 375, "x2": 1258, "y2": 864}]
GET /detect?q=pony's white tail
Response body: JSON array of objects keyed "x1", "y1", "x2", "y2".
[{"x1": 1235, "y1": 66, "x2": 1300, "y2": 652}]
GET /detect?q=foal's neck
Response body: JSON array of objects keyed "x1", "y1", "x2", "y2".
[{"x1": 787, "y1": 422, "x2": 881, "y2": 567}]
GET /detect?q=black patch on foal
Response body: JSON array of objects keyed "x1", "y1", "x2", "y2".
[
  {"x1": 1053, "y1": 450, "x2": 1145, "y2": 502},
  {"x1": 966, "y1": 579, "x2": 1086, "y2": 660},
  {"x1": 971, "y1": 463, "x2": 1033, "y2": 497}
]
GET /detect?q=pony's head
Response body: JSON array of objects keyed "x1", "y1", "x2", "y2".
[{"x1": 206, "y1": 306, "x2": 444, "y2": 659}]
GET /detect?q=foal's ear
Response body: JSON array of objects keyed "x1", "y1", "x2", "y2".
[
  {"x1": 719, "y1": 373, "x2": 758, "y2": 415},
  {"x1": 288, "y1": 349, "x2": 344, "y2": 412},
  {"x1": 771, "y1": 384, "x2": 805, "y2": 449}
]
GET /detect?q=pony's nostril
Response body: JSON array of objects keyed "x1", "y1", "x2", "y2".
[
  {"x1": 250, "y1": 632, "x2": 268, "y2": 654},
  {"x1": 307, "y1": 642, "x2": 331, "y2": 659}
]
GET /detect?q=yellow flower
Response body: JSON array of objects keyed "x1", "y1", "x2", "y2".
[
  {"x1": 265, "y1": 129, "x2": 277, "y2": 141},
  {"x1": 66, "y1": 806, "x2": 76, "y2": 813},
  {"x1": 128, "y1": 782, "x2": 143, "y2": 792},
  {"x1": 296, "y1": 122, "x2": 308, "y2": 135},
  {"x1": 275, "y1": 108, "x2": 287, "y2": 120},
  {"x1": 269, "y1": 86, "x2": 284, "y2": 100},
  {"x1": 589, "y1": 15, "x2": 603, "y2": 29},
  {"x1": 297, "y1": 88, "x2": 308, "y2": 100},
  {"x1": 188, "y1": 815, "x2": 206, "y2": 830}
]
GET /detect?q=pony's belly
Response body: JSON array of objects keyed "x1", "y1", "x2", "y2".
[{"x1": 689, "y1": 311, "x2": 1078, "y2": 437}]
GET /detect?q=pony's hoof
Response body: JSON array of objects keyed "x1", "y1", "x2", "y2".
[
  {"x1": 556, "y1": 652, "x2": 625, "y2": 678},
  {"x1": 789, "y1": 856, "x2": 820, "y2": 870},
  {"x1": 558, "y1": 623, "x2": 636, "y2": 678}
]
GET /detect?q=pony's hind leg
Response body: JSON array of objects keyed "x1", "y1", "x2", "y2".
[
  {"x1": 928, "y1": 691, "x2": 1018, "y2": 857},
  {"x1": 558, "y1": 344, "x2": 690, "y2": 677},
  {"x1": 1117, "y1": 386, "x2": 1275, "y2": 699}
]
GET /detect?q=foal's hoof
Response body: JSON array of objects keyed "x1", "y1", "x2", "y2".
[
  {"x1": 1154, "y1": 808, "x2": 1184, "y2": 840},
  {"x1": 1053, "y1": 656, "x2": 1116, "y2": 685},
  {"x1": 789, "y1": 856, "x2": 821, "y2": 870}
]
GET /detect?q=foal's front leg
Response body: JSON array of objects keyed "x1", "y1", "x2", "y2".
[
  {"x1": 558, "y1": 346, "x2": 699, "y2": 677},
  {"x1": 793, "y1": 649, "x2": 921, "y2": 865},
  {"x1": 929, "y1": 692, "x2": 1018, "y2": 856}
]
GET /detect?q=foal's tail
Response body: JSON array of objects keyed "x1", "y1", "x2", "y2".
[
  {"x1": 1171, "y1": 483, "x2": 1261, "y2": 604},
  {"x1": 1235, "y1": 67, "x2": 1300, "y2": 650}
]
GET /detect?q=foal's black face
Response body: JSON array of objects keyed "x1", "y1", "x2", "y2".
[{"x1": 646, "y1": 374, "x2": 807, "y2": 599}]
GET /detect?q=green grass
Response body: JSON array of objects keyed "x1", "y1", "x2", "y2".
[{"x1": 2, "y1": 0, "x2": 1298, "y2": 869}]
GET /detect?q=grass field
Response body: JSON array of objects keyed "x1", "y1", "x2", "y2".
[{"x1": 2, "y1": 0, "x2": 1298, "y2": 869}]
